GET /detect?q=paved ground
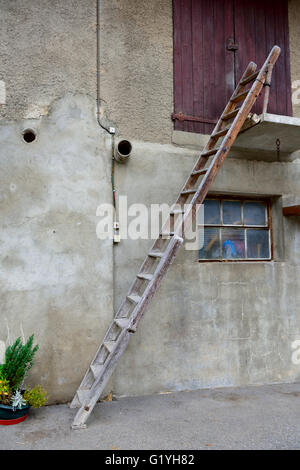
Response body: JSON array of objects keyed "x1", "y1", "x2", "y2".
[{"x1": 1, "y1": 382, "x2": 300, "y2": 450}]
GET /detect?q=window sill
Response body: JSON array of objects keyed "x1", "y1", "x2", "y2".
[{"x1": 198, "y1": 259, "x2": 272, "y2": 263}]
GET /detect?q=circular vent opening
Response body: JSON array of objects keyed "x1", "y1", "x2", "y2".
[
  {"x1": 117, "y1": 140, "x2": 132, "y2": 157},
  {"x1": 23, "y1": 129, "x2": 37, "y2": 143}
]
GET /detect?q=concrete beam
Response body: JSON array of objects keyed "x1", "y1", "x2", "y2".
[
  {"x1": 233, "y1": 113, "x2": 300, "y2": 154},
  {"x1": 282, "y1": 195, "x2": 300, "y2": 216}
]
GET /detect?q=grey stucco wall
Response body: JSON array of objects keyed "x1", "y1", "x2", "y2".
[
  {"x1": 99, "y1": 0, "x2": 173, "y2": 144},
  {"x1": 0, "y1": 1, "x2": 114, "y2": 404},
  {"x1": 113, "y1": 143, "x2": 300, "y2": 397},
  {"x1": 0, "y1": 94, "x2": 114, "y2": 403},
  {"x1": 107, "y1": 0, "x2": 300, "y2": 396},
  {"x1": 289, "y1": 0, "x2": 300, "y2": 119},
  {"x1": 0, "y1": 0, "x2": 96, "y2": 120}
]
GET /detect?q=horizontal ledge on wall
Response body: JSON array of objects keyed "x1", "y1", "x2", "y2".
[
  {"x1": 282, "y1": 205, "x2": 300, "y2": 216},
  {"x1": 233, "y1": 113, "x2": 300, "y2": 154}
]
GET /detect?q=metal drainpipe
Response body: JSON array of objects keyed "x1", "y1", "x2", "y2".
[{"x1": 96, "y1": 0, "x2": 117, "y2": 223}]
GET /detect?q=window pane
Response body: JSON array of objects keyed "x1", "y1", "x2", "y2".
[
  {"x1": 223, "y1": 201, "x2": 242, "y2": 225},
  {"x1": 244, "y1": 202, "x2": 267, "y2": 226},
  {"x1": 199, "y1": 228, "x2": 220, "y2": 259},
  {"x1": 204, "y1": 199, "x2": 220, "y2": 225},
  {"x1": 247, "y1": 229, "x2": 270, "y2": 259},
  {"x1": 221, "y1": 228, "x2": 245, "y2": 259}
]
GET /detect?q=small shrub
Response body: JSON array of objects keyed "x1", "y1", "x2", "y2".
[
  {"x1": 24, "y1": 385, "x2": 48, "y2": 408},
  {"x1": 0, "y1": 335, "x2": 39, "y2": 391},
  {"x1": 0, "y1": 373, "x2": 11, "y2": 405}
]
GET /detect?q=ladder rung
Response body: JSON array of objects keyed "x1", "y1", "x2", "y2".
[
  {"x1": 148, "y1": 251, "x2": 164, "y2": 258},
  {"x1": 170, "y1": 209, "x2": 185, "y2": 215},
  {"x1": 212, "y1": 127, "x2": 229, "y2": 139},
  {"x1": 201, "y1": 148, "x2": 218, "y2": 158},
  {"x1": 222, "y1": 108, "x2": 241, "y2": 121},
  {"x1": 94, "y1": 356, "x2": 104, "y2": 365},
  {"x1": 192, "y1": 169, "x2": 208, "y2": 176},
  {"x1": 127, "y1": 294, "x2": 141, "y2": 304},
  {"x1": 76, "y1": 389, "x2": 90, "y2": 405},
  {"x1": 231, "y1": 90, "x2": 249, "y2": 104},
  {"x1": 103, "y1": 341, "x2": 116, "y2": 353},
  {"x1": 70, "y1": 393, "x2": 82, "y2": 408},
  {"x1": 160, "y1": 231, "x2": 174, "y2": 237},
  {"x1": 114, "y1": 318, "x2": 131, "y2": 329},
  {"x1": 240, "y1": 71, "x2": 259, "y2": 86},
  {"x1": 137, "y1": 273, "x2": 153, "y2": 281},
  {"x1": 181, "y1": 189, "x2": 197, "y2": 195},
  {"x1": 90, "y1": 364, "x2": 103, "y2": 378}
]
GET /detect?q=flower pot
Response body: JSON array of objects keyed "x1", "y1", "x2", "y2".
[{"x1": 0, "y1": 403, "x2": 30, "y2": 425}]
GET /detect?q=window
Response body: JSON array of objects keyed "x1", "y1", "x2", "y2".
[{"x1": 198, "y1": 198, "x2": 272, "y2": 261}]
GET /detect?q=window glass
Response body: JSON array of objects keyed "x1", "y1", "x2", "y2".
[
  {"x1": 247, "y1": 229, "x2": 270, "y2": 259},
  {"x1": 198, "y1": 198, "x2": 271, "y2": 261},
  {"x1": 204, "y1": 199, "x2": 220, "y2": 225},
  {"x1": 223, "y1": 200, "x2": 242, "y2": 225},
  {"x1": 198, "y1": 228, "x2": 220, "y2": 260},
  {"x1": 244, "y1": 202, "x2": 266, "y2": 226},
  {"x1": 221, "y1": 228, "x2": 245, "y2": 259}
]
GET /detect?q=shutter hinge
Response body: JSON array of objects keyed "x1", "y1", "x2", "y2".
[
  {"x1": 172, "y1": 112, "x2": 217, "y2": 125},
  {"x1": 227, "y1": 38, "x2": 239, "y2": 51}
]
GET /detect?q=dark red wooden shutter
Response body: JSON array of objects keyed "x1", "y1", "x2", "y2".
[
  {"x1": 235, "y1": 0, "x2": 292, "y2": 116},
  {"x1": 173, "y1": 0, "x2": 292, "y2": 135},
  {"x1": 173, "y1": 0, "x2": 235, "y2": 135}
]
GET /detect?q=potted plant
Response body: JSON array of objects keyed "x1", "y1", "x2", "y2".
[{"x1": 0, "y1": 334, "x2": 48, "y2": 425}]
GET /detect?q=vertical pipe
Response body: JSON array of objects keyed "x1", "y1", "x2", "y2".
[{"x1": 96, "y1": 0, "x2": 117, "y2": 221}]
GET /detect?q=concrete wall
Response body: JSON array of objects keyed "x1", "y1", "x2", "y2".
[
  {"x1": 99, "y1": 0, "x2": 173, "y2": 144},
  {"x1": 0, "y1": 0, "x2": 96, "y2": 120},
  {"x1": 0, "y1": 1, "x2": 114, "y2": 404},
  {"x1": 289, "y1": 0, "x2": 300, "y2": 119},
  {"x1": 107, "y1": 0, "x2": 300, "y2": 395},
  {"x1": 0, "y1": 94, "x2": 114, "y2": 403},
  {"x1": 113, "y1": 142, "x2": 300, "y2": 397}
]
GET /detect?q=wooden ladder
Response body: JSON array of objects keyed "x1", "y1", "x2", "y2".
[{"x1": 71, "y1": 45, "x2": 281, "y2": 429}]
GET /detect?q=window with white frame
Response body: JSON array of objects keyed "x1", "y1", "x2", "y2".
[{"x1": 198, "y1": 198, "x2": 272, "y2": 261}]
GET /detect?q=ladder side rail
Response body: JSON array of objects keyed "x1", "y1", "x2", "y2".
[
  {"x1": 159, "y1": 61, "x2": 260, "y2": 238},
  {"x1": 128, "y1": 54, "x2": 274, "y2": 264},
  {"x1": 130, "y1": 235, "x2": 183, "y2": 329},
  {"x1": 180, "y1": 62, "x2": 258, "y2": 191},
  {"x1": 72, "y1": 329, "x2": 131, "y2": 428},
  {"x1": 262, "y1": 64, "x2": 274, "y2": 113},
  {"x1": 199, "y1": 62, "x2": 258, "y2": 154},
  {"x1": 72, "y1": 235, "x2": 183, "y2": 428},
  {"x1": 71, "y1": 233, "x2": 177, "y2": 406},
  {"x1": 180, "y1": 46, "x2": 281, "y2": 234},
  {"x1": 71, "y1": 46, "x2": 281, "y2": 429}
]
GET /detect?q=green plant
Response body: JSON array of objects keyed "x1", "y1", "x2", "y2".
[
  {"x1": 11, "y1": 390, "x2": 27, "y2": 409},
  {"x1": 24, "y1": 385, "x2": 48, "y2": 408},
  {"x1": 0, "y1": 373, "x2": 11, "y2": 405},
  {"x1": 0, "y1": 335, "x2": 39, "y2": 391}
]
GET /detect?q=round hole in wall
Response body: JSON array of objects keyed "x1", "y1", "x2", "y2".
[
  {"x1": 22, "y1": 129, "x2": 37, "y2": 143},
  {"x1": 117, "y1": 140, "x2": 132, "y2": 157}
]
